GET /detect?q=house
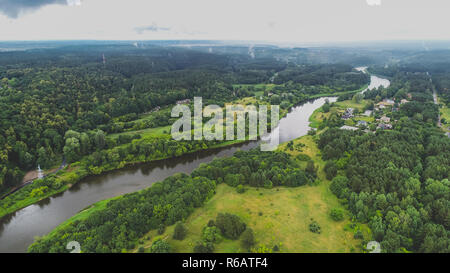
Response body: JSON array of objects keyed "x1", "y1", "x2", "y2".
[
  {"x1": 377, "y1": 116, "x2": 390, "y2": 123},
  {"x1": 340, "y1": 125, "x2": 358, "y2": 131},
  {"x1": 176, "y1": 99, "x2": 191, "y2": 105},
  {"x1": 400, "y1": 99, "x2": 409, "y2": 104},
  {"x1": 377, "y1": 123, "x2": 392, "y2": 130},
  {"x1": 342, "y1": 108, "x2": 354, "y2": 120},
  {"x1": 363, "y1": 110, "x2": 372, "y2": 116},
  {"x1": 384, "y1": 99, "x2": 395, "y2": 105},
  {"x1": 357, "y1": 120, "x2": 368, "y2": 127},
  {"x1": 446, "y1": 132, "x2": 450, "y2": 138}
]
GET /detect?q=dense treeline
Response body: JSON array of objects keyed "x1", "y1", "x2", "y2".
[
  {"x1": 319, "y1": 119, "x2": 449, "y2": 252},
  {"x1": 274, "y1": 64, "x2": 369, "y2": 90},
  {"x1": 28, "y1": 149, "x2": 312, "y2": 253},
  {"x1": 0, "y1": 44, "x2": 368, "y2": 194}
]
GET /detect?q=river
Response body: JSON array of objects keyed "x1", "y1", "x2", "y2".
[{"x1": 0, "y1": 73, "x2": 390, "y2": 253}]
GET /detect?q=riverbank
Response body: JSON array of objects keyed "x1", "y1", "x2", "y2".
[
  {"x1": 0, "y1": 138, "x2": 248, "y2": 220},
  {"x1": 130, "y1": 135, "x2": 367, "y2": 253},
  {"x1": 0, "y1": 82, "x2": 370, "y2": 221}
]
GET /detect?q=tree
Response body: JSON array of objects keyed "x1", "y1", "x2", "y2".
[
  {"x1": 150, "y1": 239, "x2": 171, "y2": 253},
  {"x1": 63, "y1": 137, "x2": 80, "y2": 163},
  {"x1": 202, "y1": 226, "x2": 222, "y2": 243},
  {"x1": 215, "y1": 213, "x2": 246, "y2": 239},
  {"x1": 324, "y1": 161, "x2": 338, "y2": 180},
  {"x1": 330, "y1": 208, "x2": 344, "y2": 221},
  {"x1": 94, "y1": 130, "x2": 106, "y2": 150},
  {"x1": 330, "y1": 176, "x2": 348, "y2": 199},
  {"x1": 173, "y1": 222, "x2": 187, "y2": 240},
  {"x1": 306, "y1": 160, "x2": 315, "y2": 175},
  {"x1": 241, "y1": 228, "x2": 255, "y2": 250},
  {"x1": 193, "y1": 241, "x2": 214, "y2": 253},
  {"x1": 309, "y1": 221, "x2": 321, "y2": 234}
]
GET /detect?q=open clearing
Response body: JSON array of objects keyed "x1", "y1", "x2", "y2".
[{"x1": 136, "y1": 135, "x2": 363, "y2": 253}]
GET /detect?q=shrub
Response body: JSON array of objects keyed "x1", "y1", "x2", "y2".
[
  {"x1": 215, "y1": 213, "x2": 246, "y2": 239},
  {"x1": 207, "y1": 220, "x2": 215, "y2": 227},
  {"x1": 324, "y1": 161, "x2": 338, "y2": 180},
  {"x1": 236, "y1": 184, "x2": 245, "y2": 194},
  {"x1": 296, "y1": 154, "x2": 311, "y2": 161},
  {"x1": 309, "y1": 221, "x2": 321, "y2": 234},
  {"x1": 173, "y1": 222, "x2": 187, "y2": 240},
  {"x1": 330, "y1": 176, "x2": 349, "y2": 198},
  {"x1": 193, "y1": 241, "x2": 214, "y2": 253},
  {"x1": 202, "y1": 226, "x2": 222, "y2": 243},
  {"x1": 150, "y1": 239, "x2": 171, "y2": 253},
  {"x1": 330, "y1": 208, "x2": 344, "y2": 221},
  {"x1": 241, "y1": 228, "x2": 256, "y2": 250},
  {"x1": 157, "y1": 224, "x2": 165, "y2": 235}
]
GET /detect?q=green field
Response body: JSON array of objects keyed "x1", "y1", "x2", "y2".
[
  {"x1": 108, "y1": 125, "x2": 171, "y2": 139},
  {"x1": 133, "y1": 135, "x2": 366, "y2": 253}
]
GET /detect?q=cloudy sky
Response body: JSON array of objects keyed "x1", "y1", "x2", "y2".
[{"x1": 0, "y1": 0, "x2": 449, "y2": 42}]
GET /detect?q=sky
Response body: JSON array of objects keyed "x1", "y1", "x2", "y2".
[{"x1": 0, "y1": 0, "x2": 449, "y2": 42}]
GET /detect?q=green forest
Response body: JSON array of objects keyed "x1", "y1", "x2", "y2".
[{"x1": 0, "y1": 42, "x2": 449, "y2": 254}]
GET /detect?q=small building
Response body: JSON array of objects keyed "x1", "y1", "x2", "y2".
[
  {"x1": 176, "y1": 99, "x2": 191, "y2": 105},
  {"x1": 400, "y1": 99, "x2": 409, "y2": 104},
  {"x1": 363, "y1": 110, "x2": 372, "y2": 116},
  {"x1": 378, "y1": 116, "x2": 391, "y2": 123},
  {"x1": 342, "y1": 108, "x2": 354, "y2": 120},
  {"x1": 357, "y1": 120, "x2": 368, "y2": 127},
  {"x1": 340, "y1": 125, "x2": 358, "y2": 131},
  {"x1": 377, "y1": 123, "x2": 392, "y2": 130},
  {"x1": 446, "y1": 132, "x2": 450, "y2": 138}
]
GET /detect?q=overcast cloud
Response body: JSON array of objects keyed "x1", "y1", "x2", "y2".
[{"x1": 0, "y1": 0, "x2": 449, "y2": 43}]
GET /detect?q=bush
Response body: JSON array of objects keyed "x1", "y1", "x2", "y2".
[
  {"x1": 296, "y1": 154, "x2": 311, "y2": 161},
  {"x1": 157, "y1": 224, "x2": 165, "y2": 235},
  {"x1": 193, "y1": 241, "x2": 214, "y2": 253},
  {"x1": 236, "y1": 184, "x2": 245, "y2": 194},
  {"x1": 330, "y1": 176, "x2": 349, "y2": 198},
  {"x1": 330, "y1": 208, "x2": 344, "y2": 221},
  {"x1": 354, "y1": 230, "x2": 363, "y2": 239},
  {"x1": 202, "y1": 226, "x2": 222, "y2": 243},
  {"x1": 241, "y1": 228, "x2": 256, "y2": 250},
  {"x1": 207, "y1": 220, "x2": 215, "y2": 227},
  {"x1": 150, "y1": 239, "x2": 171, "y2": 253},
  {"x1": 324, "y1": 161, "x2": 338, "y2": 180},
  {"x1": 309, "y1": 221, "x2": 321, "y2": 234},
  {"x1": 215, "y1": 213, "x2": 246, "y2": 239},
  {"x1": 138, "y1": 247, "x2": 145, "y2": 253},
  {"x1": 173, "y1": 222, "x2": 187, "y2": 240}
]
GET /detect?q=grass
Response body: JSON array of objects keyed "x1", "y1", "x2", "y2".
[
  {"x1": 439, "y1": 98, "x2": 450, "y2": 131},
  {"x1": 308, "y1": 84, "x2": 369, "y2": 99},
  {"x1": 133, "y1": 135, "x2": 364, "y2": 253},
  {"x1": 108, "y1": 125, "x2": 171, "y2": 139},
  {"x1": 334, "y1": 99, "x2": 370, "y2": 111}
]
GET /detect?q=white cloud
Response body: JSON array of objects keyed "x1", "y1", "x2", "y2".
[
  {"x1": 0, "y1": 0, "x2": 448, "y2": 42},
  {"x1": 66, "y1": 0, "x2": 81, "y2": 6},
  {"x1": 366, "y1": 0, "x2": 381, "y2": 6}
]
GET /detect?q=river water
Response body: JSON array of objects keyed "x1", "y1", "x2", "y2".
[{"x1": 0, "y1": 73, "x2": 389, "y2": 253}]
